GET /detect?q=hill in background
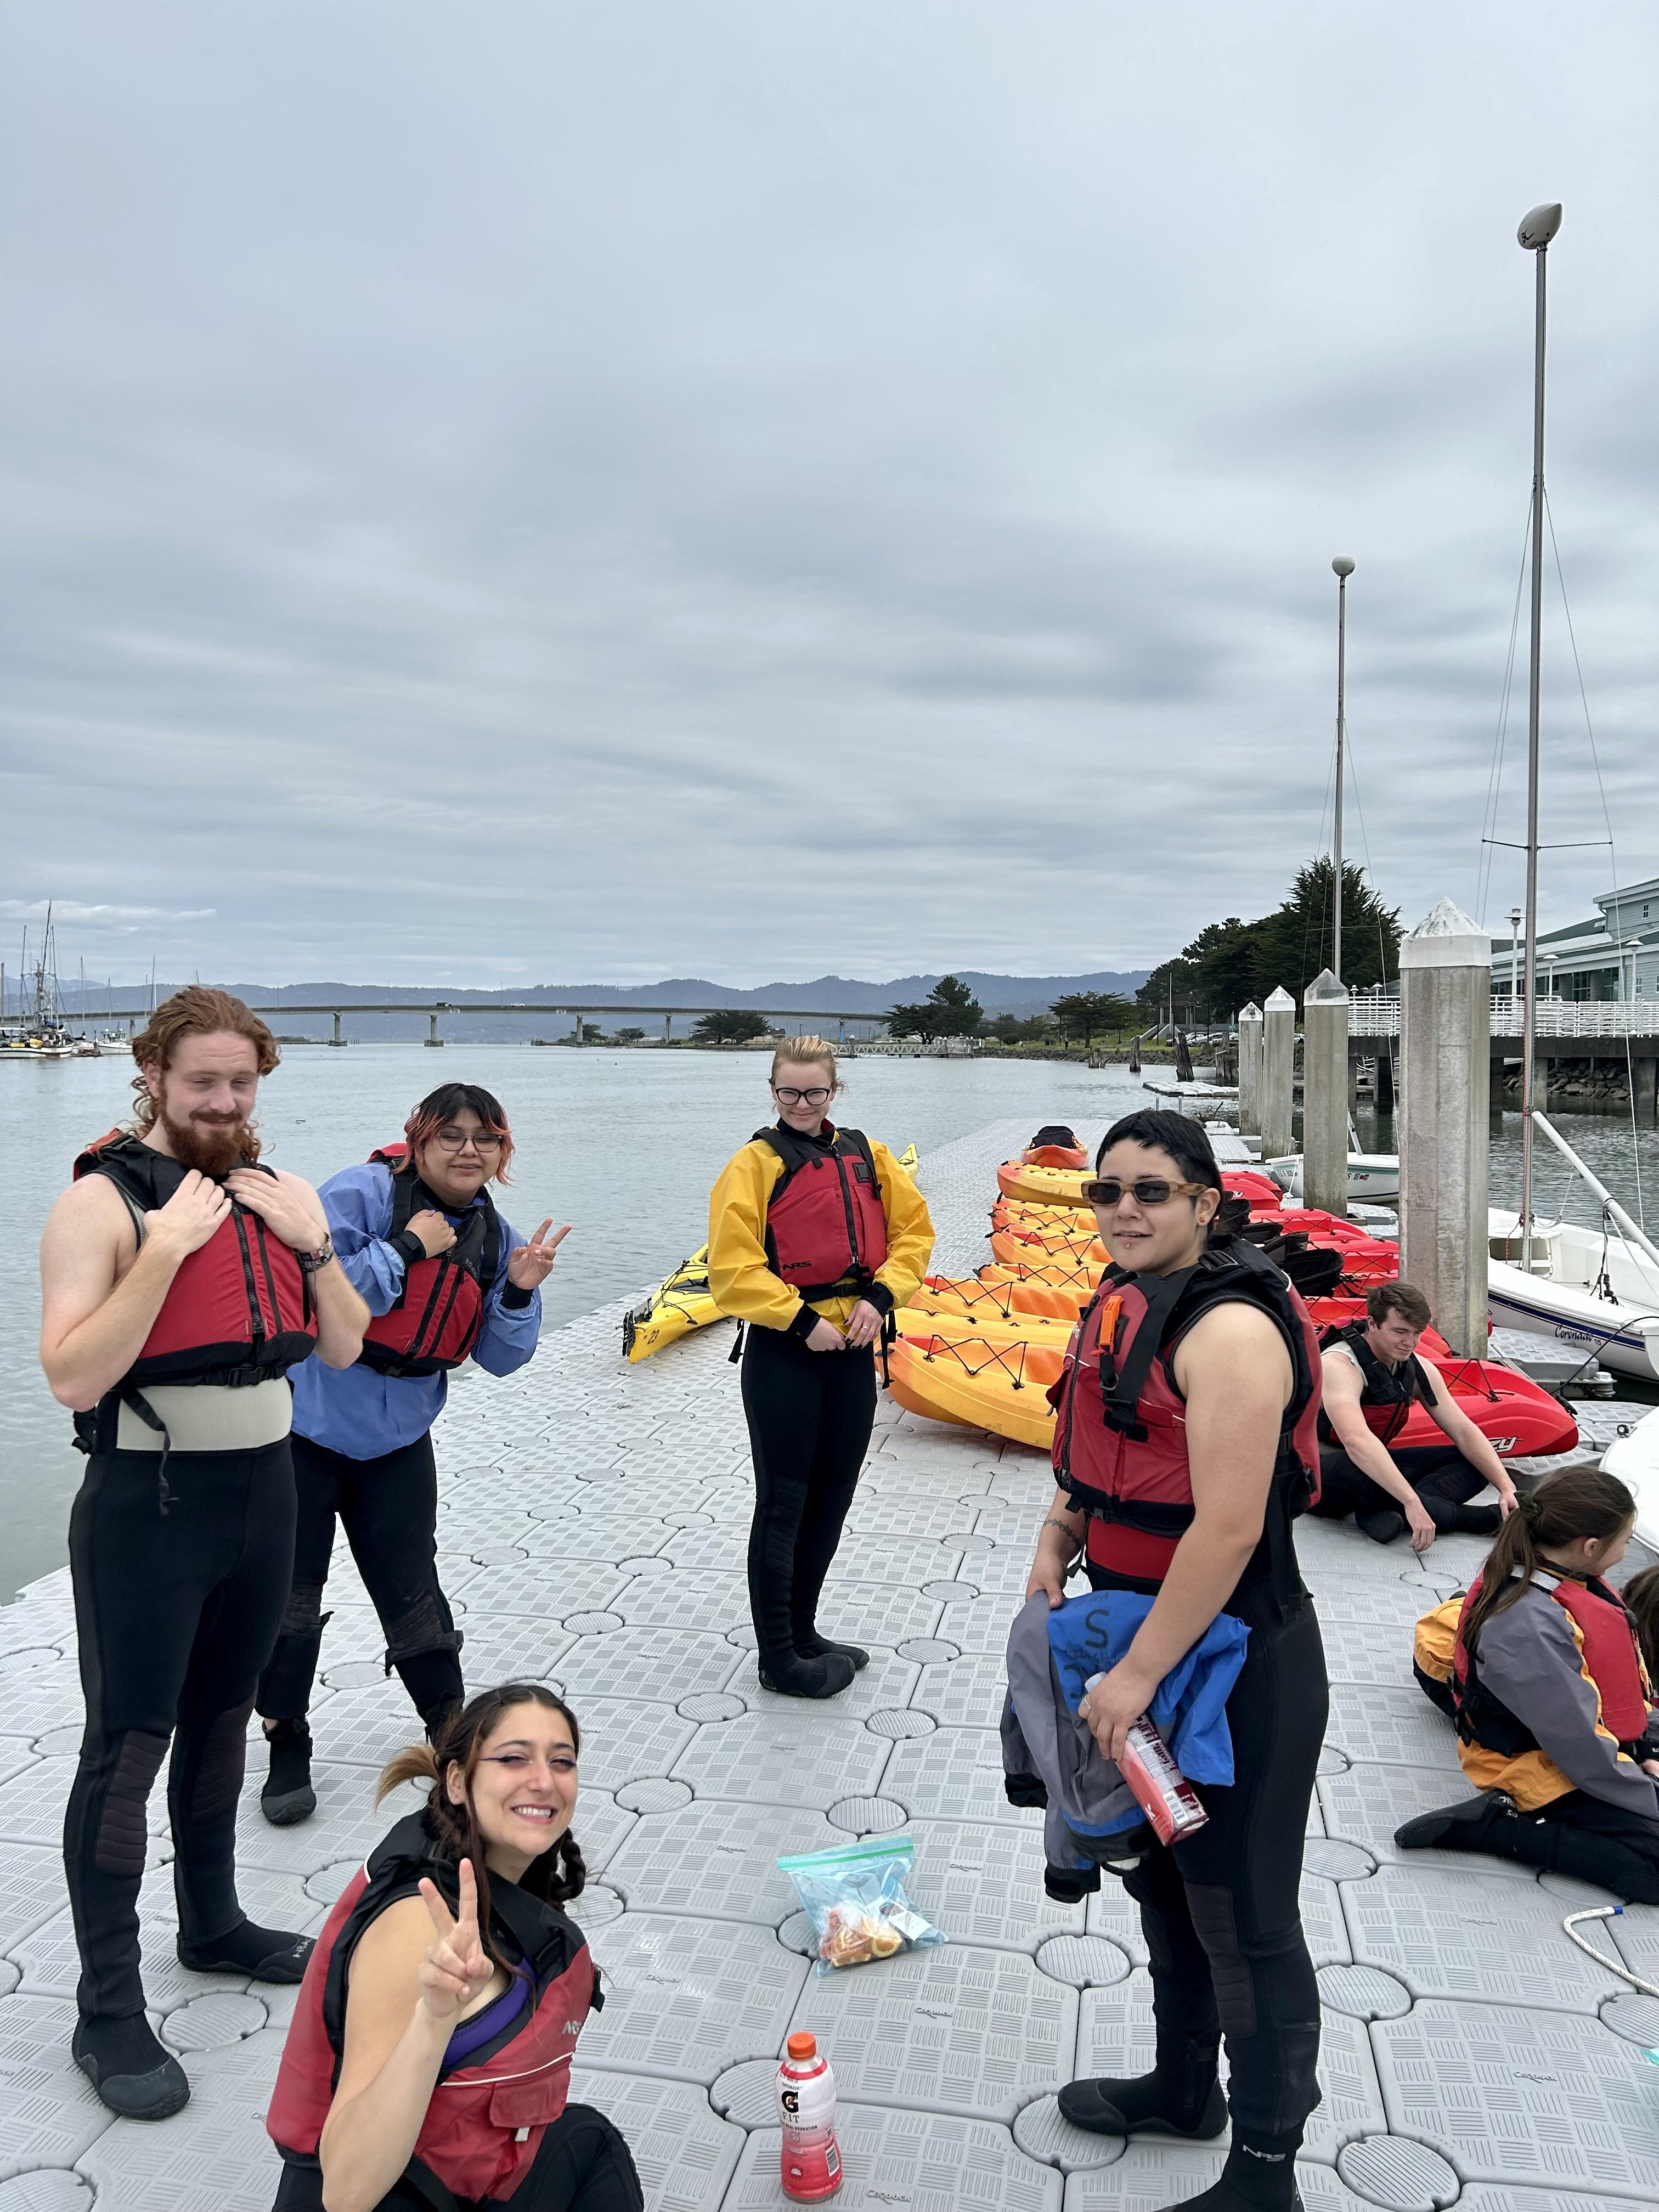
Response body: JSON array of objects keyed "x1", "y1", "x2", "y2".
[{"x1": 64, "y1": 969, "x2": 1148, "y2": 1043}]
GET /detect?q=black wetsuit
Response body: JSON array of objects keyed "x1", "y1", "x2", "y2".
[
  {"x1": 741, "y1": 1323, "x2": 878, "y2": 1677},
  {"x1": 273, "y1": 2104, "x2": 643, "y2": 2212},
  {"x1": 1085, "y1": 1550, "x2": 1329, "y2": 2156},
  {"x1": 257, "y1": 1431, "x2": 464, "y2": 1730},
  {"x1": 65, "y1": 1437, "x2": 297, "y2": 2017}
]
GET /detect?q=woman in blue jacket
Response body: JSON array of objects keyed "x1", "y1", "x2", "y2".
[{"x1": 256, "y1": 1084, "x2": 567, "y2": 1824}]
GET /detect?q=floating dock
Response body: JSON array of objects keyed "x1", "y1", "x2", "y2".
[{"x1": 2, "y1": 1117, "x2": 1658, "y2": 2208}]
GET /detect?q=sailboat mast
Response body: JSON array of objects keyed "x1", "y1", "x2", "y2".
[
  {"x1": 1517, "y1": 202, "x2": 1561, "y2": 1267},
  {"x1": 1331, "y1": 556, "x2": 1355, "y2": 984}
]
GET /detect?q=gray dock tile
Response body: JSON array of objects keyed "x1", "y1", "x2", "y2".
[
  {"x1": 0, "y1": 1845, "x2": 76, "y2": 1953},
  {"x1": 843, "y1": 1497, "x2": 985, "y2": 1541},
  {"x1": 1347, "y1": 1865, "x2": 1626, "y2": 2013},
  {"x1": 579, "y1": 1913, "x2": 807, "y2": 2084},
  {"x1": 613, "y1": 1572, "x2": 751, "y2": 1635},
  {"x1": 565, "y1": 2069, "x2": 746, "y2": 2211},
  {"x1": 672, "y1": 1714, "x2": 890, "y2": 1810},
  {"x1": 464, "y1": 1557, "x2": 629, "y2": 1618},
  {"x1": 235, "y1": 1767, "x2": 428, "y2": 1876},
  {"x1": 0, "y1": 1664, "x2": 86, "y2": 1744},
  {"x1": 603, "y1": 1801, "x2": 841, "y2": 1925},
  {"x1": 561, "y1": 1697, "x2": 698, "y2": 1792},
  {"x1": 944, "y1": 1594, "x2": 1028, "y2": 1655},
  {"x1": 446, "y1": 1613, "x2": 575, "y2": 1684},
  {"x1": 0, "y1": 1993, "x2": 113, "y2": 2181},
  {"x1": 558, "y1": 1629, "x2": 740, "y2": 1701},
  {"x1": 0, "y1": 1757, "x2": 169, "y2": 1854},
  {"x1": 1370, "y1": 1999, "x2": 1659, "y2": 2200},
  {"x1": 805, "y1": 1579, "x2": 953, "y2": 1649},
  {"x1": 1303, "y1": 1574, "x2": 1447, "y2": 1628},
  {"x1": 901, "y1": 1818, "x2": 1085, "y2": 1954},
  {"x1": 1324, "y1": 1684, "x2": 1463, "y2": 1772},
  {"x1": 881, "y1": 1726, "x2": 1041, "y2": 1829},
  {"x1": 729, "y1": 2103, "x2": 1063, "y2": 2208},
  {"x1": 788, "y1": 1943, "x2": 1078, "y2": 2124},
  {"x1": 1062, "y1": 2137, "x2": 1229, "y2": 2207},
  {"x1": 912, "y1": 1649, "x2": 1012, "y2": 1730},
  {"x1": 1316, "y1": 1763, "x2": 1536, "y2": 1876}
]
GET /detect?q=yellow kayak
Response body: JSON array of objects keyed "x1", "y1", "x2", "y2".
[
  {"x1": 888, "y1": 1329, "x2": 1064, "y2": 1451},
  {"x1": 623, "y1": 1246, "x2": 721, "y2": 1361},
  {"x1": 897, "y1": 1142, "x2": 919, "y2": 1172},
  {"x1": 893, "y1": 1303, "x2": 1074, "y2": 1352},
  {"x1": 995, "y1": 1160, "x2": 1094, "y2": 1209}
]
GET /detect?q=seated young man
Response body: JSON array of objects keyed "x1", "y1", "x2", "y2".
[{"x1": 1314, "y1": 1280, "x2": 1517, "y2": 1553}]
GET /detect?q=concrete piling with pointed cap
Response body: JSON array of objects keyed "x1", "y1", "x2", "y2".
[
  {"x1": 1260, "y1": 987, "x2": 1296, "y2": 1161},
  {"x1": 1302, "y1": 969, "x2": 1350, "y2": 1218},
  {"x1": 1398, "y1": 897, "x2": 1491, "y2": 1358},
  {"x1": 1237, "y1": 1003, "x2": 1263, "y2": 1135}
]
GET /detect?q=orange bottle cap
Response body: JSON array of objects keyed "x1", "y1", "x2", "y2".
[{"x1": 786, "y1": 2032, "x2": 817, "y2": 2061}]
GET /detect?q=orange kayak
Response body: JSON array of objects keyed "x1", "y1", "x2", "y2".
[
  {"x1": 887, "y1": 1330, "x2": 1067, "y2": 1451},
  {"x1": 990, "y1": 1223, "x2": 1107, "y2": 1271},
  {"x1": 995, "y1": 1161, "x2": 1095, "y2": 1210}
]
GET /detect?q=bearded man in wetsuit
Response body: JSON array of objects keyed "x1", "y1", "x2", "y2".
[
  {"x1": 1314, "y1": 1279, "x2": 1519, "y2": 1553},
  {"x1": 38, "y1": 988, "x2": 368, "y2": 2121}
]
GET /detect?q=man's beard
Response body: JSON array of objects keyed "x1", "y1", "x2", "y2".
[{"x1": 158, "y1": 1107, "x2": 255, "y2": 1178}]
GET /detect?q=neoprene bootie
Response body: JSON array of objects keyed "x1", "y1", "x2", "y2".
[
  {"x1": 1453, "y1": 1502, "x2": 1504, "y2": 1536},
  {"x1": 177, "y1": 1918, "x2": 315, "y2": 1982},
  {"x1": 261, "y1": 1718, "x2": 316, "y2": 1826},
  {"x1": 1355, "y1": 1506, "x2": 1406, "y2": 1545},
  {"x1": 1395, "y1": 1791, "x2": 1515, "y2": 1851},
  {"x1": 757, "y1": 1650, "x2": 858, "y2": 1699},
  {"x1": 1057, "y1": 2005, "x2": 1224, "y2": 2140},
  {"x1": 1162, "y1": 2142, "x2": 1303, "y2": 2211},
  {"x1": 74, "y1": 2012, "x2": 190, "y2": 2121},
  {"x1": 793, "y1": 1627, "x2": 871, "y2": 1671}
]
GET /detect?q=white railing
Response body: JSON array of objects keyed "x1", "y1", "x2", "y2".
[{"x1": 1345, "y1": 996, "x2": 1659, "y2": 1040}]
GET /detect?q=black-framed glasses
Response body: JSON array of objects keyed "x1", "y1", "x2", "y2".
[
  {"x1": 772, "y1": 1085, "x2": 832, "y2": 1107},
  {"x1": 1084, "y1": 1177, "x2": 1209, "y2": 1209},
  {"x1": 435, "y1": 1128, "x2": 505, "y2": 1154}
]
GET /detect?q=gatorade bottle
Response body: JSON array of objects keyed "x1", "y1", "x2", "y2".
[{"x1": 776, "y1": 2030, "x2": 842, "y2": 2200}]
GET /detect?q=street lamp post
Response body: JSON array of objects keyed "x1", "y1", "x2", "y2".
[
  {"x1": 1331, "y1": 557, "x2": 1355, "y2": 987},
  {"x1": 1516, "y1": 199, "x2": 1562, "y2": 1269}
]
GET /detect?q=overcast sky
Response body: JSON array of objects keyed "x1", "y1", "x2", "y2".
[{"x1": 3, "y1": 3, "x2": 1656, "y2": 991}]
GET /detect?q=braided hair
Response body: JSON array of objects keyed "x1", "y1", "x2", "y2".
[{"x1": 377, "y1": 1683, "x2": 586, "y2": 1967}]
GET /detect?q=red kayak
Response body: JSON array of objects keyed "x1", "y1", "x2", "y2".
[{"x1": 1401, "y1": 1357, "x2": 1578, "y2": 1459}]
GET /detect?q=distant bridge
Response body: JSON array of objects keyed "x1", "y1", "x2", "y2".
[{"x1": 76, "y1": 1002, "x2": 895, "y2": 1047}]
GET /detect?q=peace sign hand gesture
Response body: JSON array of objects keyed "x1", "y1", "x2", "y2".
[
  {"x1": 416, "y1": 1860, "x2": 493, "y2": 2023},
  {"x1": 506, "y1": 1220, "x2": 571, "y2": 1291}
]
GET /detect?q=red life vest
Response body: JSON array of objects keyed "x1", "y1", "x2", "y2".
[
  {"x1": 1316, "y1": 1321, "x2": 1435, "y2": 1447},
  {"x1": 267, "y1": 1814, "x2": 598, "y2": 2208},
  {"x1": 72, "y1": 1130, "x2": 317, "y2": 1429},
  {"x1": 1453, "y1": 1568, "x2": 1652, "y2": 1752},
  {"x1": 359, "y1": 1144, "x2": 504, "y2": 1378},
  {"x1": 757, "y1": 1123, "x2": 889, "y2": 1302},
  {"x1": 1050, "y1": 1238, "x2": 1323, "y2": 1590}
]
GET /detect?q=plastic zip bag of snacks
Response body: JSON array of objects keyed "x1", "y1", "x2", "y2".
[{"x1": 777, "y1": 1836, "x2": 946, "y2": 1976}]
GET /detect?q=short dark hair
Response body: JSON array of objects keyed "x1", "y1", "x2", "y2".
[
  {"x1": 1096, "y1": 1109, "x2": 1250, "y2": 1242},
  {"x1": 1367, "y1": 1280, "x2": 1431, "y2": 1330}
]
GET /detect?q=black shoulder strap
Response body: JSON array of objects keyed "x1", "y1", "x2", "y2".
[
  {"x1": 471, "y1": 1190, "x2": 503, "y2": 1288},
  {"x1": 836, "y1": 1126, "x2": 882, "y2": 1191},
  {"x1": 1098, "y1": 1265, "x2": 1197, "y2": 1438},
  {"x1": 752, "y1": 1124, "x2": 816, "y2": 1200}
]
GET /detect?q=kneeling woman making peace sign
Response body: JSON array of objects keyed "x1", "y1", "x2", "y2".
[{"x1": 267, "y1": 1686, "x2": 640, "y2": 2212}]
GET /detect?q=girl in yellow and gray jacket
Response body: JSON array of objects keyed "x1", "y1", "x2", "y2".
[{"x1": 708, "y1": 1038, "x2": 933, "y2": 1699}]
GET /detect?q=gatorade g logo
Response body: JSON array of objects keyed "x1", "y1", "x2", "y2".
[{"x1": 781, "y1": 2089, "x2": 800, "y2": 2114}]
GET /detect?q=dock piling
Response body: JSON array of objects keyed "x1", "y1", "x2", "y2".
[
  {"x1": 1237, "y1": 1002, "x2": 1263, "y2": 1135},
  {"x1": 1260, "y1": 987, "x2": 1295, "y2": 1160},
  {"x1": 1302, "y1": 969, "x2": 1349, "y2": 1218},
  {"x1": 1398, "y1": 898, "x2": 1490, "y2": 1358},
  {"x1": 427, "y1": 1010, "x2": 443, "y2": 1047}
]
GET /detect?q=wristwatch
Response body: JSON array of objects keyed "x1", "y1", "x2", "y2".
[{"x1": 296, "y1": 1237, "x2": 336, "y2": 1274}]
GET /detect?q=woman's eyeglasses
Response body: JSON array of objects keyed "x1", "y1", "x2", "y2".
[
  {"x1": 434, "y1": 1129, "x2": 505, "y2": 1154},
  {"x1": 772, "y1": 1085, "x2": 832, "y2": 1107},
  {"x1": 1084, "y1": 1177, "x2": 1209, "y2": 1209}
]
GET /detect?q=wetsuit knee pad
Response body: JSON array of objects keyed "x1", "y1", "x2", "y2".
[
  {"x1": 93, "y1": 1730, "x2": 170, "y2": 1877},
  {"x1": 180, "y1": 1701, "x2": 254, "y2": 1823},
  {"x1": 382, "y1": 1590, "x2": 462, "y2": 1668},
  {"x1": 278, "y1": 1581, "x2": 329, "y2": 1639},
  {"x1": 1185, "y1": 1883, "x2": 1257, "y2": 2038}
]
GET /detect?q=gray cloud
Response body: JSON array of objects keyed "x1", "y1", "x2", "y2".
[{"x1": 2, "y1": 1, "x2": 1657, "y2": 988}]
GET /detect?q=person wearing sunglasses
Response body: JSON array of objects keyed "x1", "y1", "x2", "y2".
[
  {"x1": 1031, "y1": 1110, "x2": 1326, "y2": 2212},
  {"x1": 707, "y1": 1037, "x2": 934, "y2": 1698},
  {"x1": 257, "y1": 1086, "x2": 570, "y2": 1822}
]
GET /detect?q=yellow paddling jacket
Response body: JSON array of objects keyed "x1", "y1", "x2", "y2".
[{"x1": 708, "y1": 1124, "x2": 934, "y2": 1338}]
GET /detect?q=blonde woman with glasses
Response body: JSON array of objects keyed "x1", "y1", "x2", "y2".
[{"x1": 708, "y1": 1039, "x2": 933, "y2": 1697}]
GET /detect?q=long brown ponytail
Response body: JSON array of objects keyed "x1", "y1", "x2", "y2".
[
  {"x1": 376, "y1": 1683, "x2": 585, "y2": 1968},
  {"x1": 1460, "y1": 1465, "x2": 1637, "y2": 1655}
]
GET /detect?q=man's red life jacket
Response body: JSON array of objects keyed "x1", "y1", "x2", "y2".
[
  {"x1": 1316, "y1": 1320, "x2": 1436, "y2": 1447},
  {"x1": 1453, "y1": 1567, "x2": 1652, "y2": 1753},
  {"x1": 72, "y1": 1130, "x2": 317, "y2": 1415},
  {"x1": 267, "y1": 1814, "x2": 599, "y2": 2208},
  {"x1": 755, "y1": 1123, "x2": 888, "y2": 1302},
  {"x1": 358, "y1": 1143, "x2": 504, "y2": 1378},
  {"x1": 1050, "y1": 1238, "x2": 1323, "y2": 1591}
]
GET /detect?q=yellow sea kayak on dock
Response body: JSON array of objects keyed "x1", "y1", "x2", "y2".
[{"x1": 623, "y1": 1246, "x2": 721, "y2": 1361}]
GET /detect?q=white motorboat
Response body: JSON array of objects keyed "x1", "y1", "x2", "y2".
[
  {"x1": 1487, "y1": 1207, "x2": 1659, "y2": 1384},
  {"x1": 1600, "y1": 1406, "x2": 1659, "y2": 1550},
  {"x1": 1264, "y1": 1152, "x2": 1401, "y2": 1204}
]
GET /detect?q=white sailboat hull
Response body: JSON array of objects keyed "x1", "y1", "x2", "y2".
[
  {"x1": 1487, "y1": 1211, "x2": 1659, "y2": 1383},
  {"x1": 1600, "y1": 1408, "x2": 1659, "y2": 1550},
  {"x1": 1266, "y1": 1154, "x2": 1401, "y2": 1204}
]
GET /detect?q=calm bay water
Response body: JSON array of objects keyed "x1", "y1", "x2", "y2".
[{"x1": 5, "y1": 1045, "x2": 1656, "y2": 1605}]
